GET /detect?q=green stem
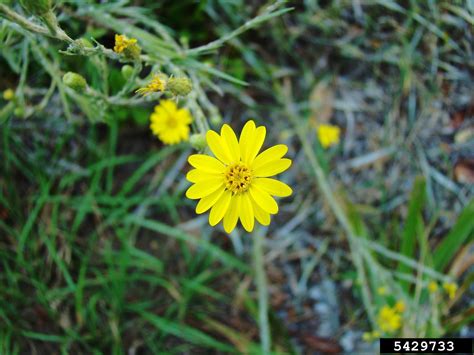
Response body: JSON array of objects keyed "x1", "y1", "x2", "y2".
[
  {"x1": 253, "y1": 230, "x2": 271, "y2": 354},
  {"x1": 0, "y1": 5, "x2": 73, "y2": 43},
  {"x1": 278, "y1": 83, "x2": 376, "y2": 327}
]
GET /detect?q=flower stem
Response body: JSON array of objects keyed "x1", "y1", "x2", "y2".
[{"x1": 253, "y1": 230, "x2": 271, "y2": 354}]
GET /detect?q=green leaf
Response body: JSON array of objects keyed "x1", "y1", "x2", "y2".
[
  {"x1": 136, "y1": 311, "x2": 235, "y2": 352},
  {"x1": 432, "y1": 199, "x2": 474, "y2": 271},
  {"x1": 397, "y1": 176, "x2": 426, "y2": 291}
]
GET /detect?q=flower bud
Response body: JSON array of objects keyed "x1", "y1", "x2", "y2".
[
  {"x1": 14, "y1": 107, "x2": 25, "y2": 117},
  {"x1": 121, "y1": 65, "x2": 134, "y2": 80},
  {"x1": 19, "y1": 0, "x2": 52, "y2": 16},
  {"x1": 63, "y1": 72, "x2": 87, "y2": 92},
  {"x1": 123, "y1": 44, "x2": 141, "y2": 61},
  {"x1": 189, "y1": 133, "x2": 207, "y2": 150},
  {"x1": 3, "y1": 89, "x2": 14, "y2": 101},
  {"x1": 210, "y1": 114, "x2": 222, "y2": 126},
  {"x1": 166, "y1": 77, "x2": 192, "y2": 97}
]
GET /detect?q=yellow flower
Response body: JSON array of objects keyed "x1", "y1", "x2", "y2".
[
  {"x1": 443, "y1": 282, "x2": 458, "y2": 300},
  {"x1": 394, "y1": 300, "x2": 405, "y2": 313},
  {"x1": 377, "y1": 305, "x2": 401, "y2": 333},
  {"x1": 185, "y1": 120, "x2": 292, "y2": 233},
  {"x1": 377, "y1": 286, "x2": 388, "y2": 295},
  {"x1": 150, "y1": 100, "x2": 192, "y2": 145},
  {"x1": 362, "y1": 332, "x2": 372, "y2": 342},
  {"x1": 114, "y1": 34, "x2": 136, "y2": 53},
  {"x1": 317, "y1": 124, "x2": 340, "y2": 148},
  {"x1": 114, "y1": 34, "x2": 141, "y2": 59},
  {"x1": 428, "y1": 281, "x2": 438, "y2": 293},
  {"x1": 362, "y1": 330, "x2": 381, "y2": 342},
  {"x1": 136, "y1": 74, "x2": 167, "y2": 96},
  {"x1": 3, "y1": 89, "x2": 14, "y2": 101}
]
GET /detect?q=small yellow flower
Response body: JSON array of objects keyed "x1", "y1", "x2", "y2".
[
  {"x1": 317, "y1": 124, "x2": 340, "y2": 148},
  {"x1": 427, "y1": 281, "x2": 438, "y2": 293},
  {"x1": 394, "y1": 300, "x2": 405, "y2": 313},
  {"x1": 3, "y1": 89, "x2": 14, "y2": 101},
  {"x1": 136, "y1": 74, "x2": 167, "y2": 96},
  {"x1": 114, "y1": 34, "x2": 136, "y2": 53},
  {"x1": 362, "y1": 330, "x2": 381, "y2": 342},
  {"x1": 114, "y1": 34, "x2": 141, "y2": 59},
  {"x1": 185, "y1": 120, "x2": 292, "y2": 233},
  {"x1": 377, "y1": 286, "x2": 388, "y2": 295},
  {"x1": 150, "y1": 100, "x2": 192, "y2": 145},
  {"x1": 377, "y1": 305, "x2": 401, "y2": 333},
  {"x1": 362, "y1": 332, "x2": 372, "y2": 342},
  {"x1": 443, "y1": 282, "x2": 458, "y2": 300}
]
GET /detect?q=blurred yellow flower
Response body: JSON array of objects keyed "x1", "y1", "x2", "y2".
[
  {"x1": 150, "y1": 100, "x2": 192, "y2": 145},
  {"x1": 377, "y1": 286, "x2": 388, "y2": 295},
  {"x1": 377, "y1": 305, "x2": 401, "y2": 333},
  {"x1": 428, "y1": 281, "x2": 438, "y2": 293},
  {"x1": 185, "y1": 120, "x2": 292, "y2": 233},
  {"x1": 394, "y1": 300, "x2": 405, "y2": 313},
  {"x1": 136, "y1": 74, "x2": 167, "y2": 96},
  {"x1": 3, "y1": 89, "x2": 14, "y2": 101},
  {"x1": 443, "y1": 282, "x2": 458, "y2": 300},
  {"x1": 114, "y1": 34, "x2": 137, "y2": 53},
  {"x1": 363, "y1": 330, "x2": 381, "y2": 342},
  {"x1": 114, "y1": 34, "x2": 141, "y2": 59},
  {"x1": 317, "y1": 124, "x2": 340, "y2": 148},
  {"x1": 362, "y1": 332, "x2": 372, "y2": 342}
]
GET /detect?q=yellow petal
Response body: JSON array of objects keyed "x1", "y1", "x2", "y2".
[
  {"x1": 223, "y1": 194, "x2": 241, "y2": 233},
  {"x1": 251, "y1": 196, "x2": 271, "y2": 226},
  {"x1": 196, "y1": 188, "x2": 224, "y2": 214},
  {"x1": 254, "y1": 178, "x2": 292, "y2": 197},
  {"x1": 188, "y1": 154, "x2": 225, "y2": 173},
  {"x1": 239, "y1": 120, "x2": 256, "y2": 163},
  {"x1": 249, "y1": 184, "x2": 278, "y2": 214},
  {"x1": 247, "y1": 126, "x2": 266, "y2": 164},
  {"x1": 252, "y1": 144, "x2": 288, "y2": 170},
  {"x1": 209, "y1": 190, "x2": 232, "y2": 226},
  {"x1": 239, "y1": 193, "x2": 255, "y2": 232},
  {"x1": 186, "y1": 169, "x2": 221, "y2": 183},
  {"x1": 240, "y1": 121, "x2": 266, "y2": 165},
  {"x1": 253, "y1": 158, "x2": 292, "y2": 178},
  {"x1": 220, "y1": 124, "x2": 240, "y2": 162},
  {"x1": 185, "y1": 179, "x2": 223, "y2": 199},
  {"x1": 206, "y1": 130, "x2": 232, "y2": 164}
]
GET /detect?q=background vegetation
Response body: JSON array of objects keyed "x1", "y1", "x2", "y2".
[{"x1": 1, "y1": 0, "x2": 473, "y2": 353}]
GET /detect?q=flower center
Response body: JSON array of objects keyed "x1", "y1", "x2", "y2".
[
  {"x1": 224, "y1": 163, "x2": 252, "y2": 194},
  {"x1": 166, "y1": 117, "x2": 178, "y2": 128}
]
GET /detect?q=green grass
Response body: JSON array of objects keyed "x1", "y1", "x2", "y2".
[{"x1": 1, "y1": 0, "x2": 473, "y2": 353}]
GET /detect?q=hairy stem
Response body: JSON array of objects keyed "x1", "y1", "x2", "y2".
[{"x1": 253, "y1": 231, "x2": 271, "y2": 354}]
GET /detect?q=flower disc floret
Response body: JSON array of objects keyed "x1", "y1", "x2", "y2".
[{"x1": 225, "y1": 163, "x2": 252, "y2": 193}]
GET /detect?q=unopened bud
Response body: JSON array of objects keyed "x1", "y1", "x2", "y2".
[
  {"x1": 121, "y1": 65, "x2": 134, "y2": 80},
  {"x1": 210, "y1": 114, "x2": 222, "y2": 126},
  {"x1": 3, "y1": 89, "x2": 14, "y2": 101},
  {"x1": 63, "y1": 72, "x2": 87, "y2": 92},
  {"x1": 167, "y1": 77, "x2": 192, "y2": 97},
  {"x1": 189, "y1": 133, "x2": 207, "y2": 150},
  {"x1": 13, "y1": 107, "x2": 25, "y2": 117},
  {"x1": 124, "y1": 45, "x2": 141, "y2": 61}
]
